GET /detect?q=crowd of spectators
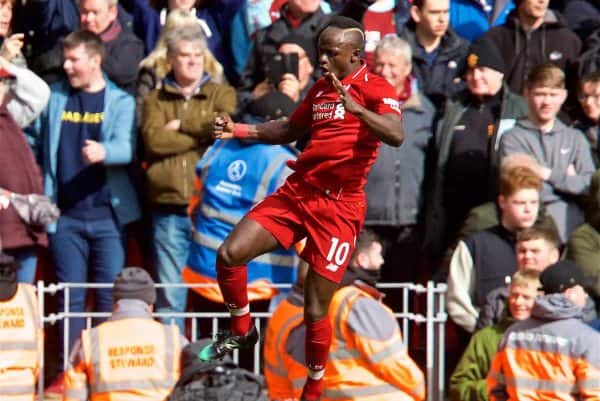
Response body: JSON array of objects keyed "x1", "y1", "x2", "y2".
[{"x1": 6, "y1": 0, "x2": 600, "y2": 398}]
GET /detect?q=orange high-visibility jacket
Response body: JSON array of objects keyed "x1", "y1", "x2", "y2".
[
  {"x1": 64, "y1": 317, "x2": 182, "y2": 401},
  {"x1": 0, "y1": 283, "x2": 43, "y2": 401},
  {"x1": 487, "y1": 294, "x2": 600, "y2": 401},
  {"x1": 322, "y1": 284, "x2": 425, "y2": 401},
  {"x1": 263, "y1": 287, "x2": 306, "y2": 400}
]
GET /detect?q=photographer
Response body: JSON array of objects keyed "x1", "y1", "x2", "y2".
[{"x1": 237, "y1": 32, "x2": 315, "y2": 126}]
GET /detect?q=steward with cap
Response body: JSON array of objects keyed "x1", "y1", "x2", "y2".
[
  {"x1": 487, "y1": 260, "x2": 600, "y2": 400},
  {"x1": 425, "y1": 36, "x2": 529, "y2": 260},
  {"x1": 63, "y1": 267, "x2": 188, "y2": 401},
  {"x1": 0, "y1": 253, "x2": 43, "y2": 401}
]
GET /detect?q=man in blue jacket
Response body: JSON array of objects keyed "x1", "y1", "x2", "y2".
[{"x1": 26, "y1": 30, "x2": 140, "y2": 371}]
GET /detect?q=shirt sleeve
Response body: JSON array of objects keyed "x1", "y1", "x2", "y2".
[
  {"x1": 363, "y1": 77, "x2": 402, "y2": 116},
  {"x1": 289, "y1": 85, "x2": 316, "y2": 129},
  {"x1": 447, "y1": 241, "x2": 478, "y2": 333},
  {"x1": 346, "y1": 297, "x2": 425, "y2": 400}
]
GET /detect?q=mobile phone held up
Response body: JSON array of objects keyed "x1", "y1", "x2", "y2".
[{"x1": 266, "y1": 52, "x2": 299, "y2": 86}]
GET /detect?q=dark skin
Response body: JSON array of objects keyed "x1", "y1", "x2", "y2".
[{"x1": 213, "y1": 26, "x2": 404, "y2": 323}]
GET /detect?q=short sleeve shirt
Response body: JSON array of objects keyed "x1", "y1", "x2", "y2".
[{"x1": 288, "y1": 63, "x2": 401, "y2": 198}]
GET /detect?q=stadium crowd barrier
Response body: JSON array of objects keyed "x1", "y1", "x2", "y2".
[{"x1": 36, "y1": 281, "x2": 447, "y2": 401}]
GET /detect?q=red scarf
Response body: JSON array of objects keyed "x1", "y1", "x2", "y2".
[
  {"x1": 397, "y1": 75, "x2": 414, "y2": 105},
  {"x1": 100, "y1": 19, "x2": 122, "y2": 43}
]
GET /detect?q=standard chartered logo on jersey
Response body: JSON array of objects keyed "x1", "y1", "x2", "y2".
[
  {"x1": 312, "y1": 102, "x2": 345, "y2": 121},
  {"x1": 216, "y1": 160, "x2": 247, "y2": 197}
]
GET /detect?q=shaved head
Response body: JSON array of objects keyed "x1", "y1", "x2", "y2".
[
  {"x1": 321, "y1": 15, "x2": 365, "y2": 51},
  {"x1": 317, "y1": 16, "x2": 364, "y2": 79}
]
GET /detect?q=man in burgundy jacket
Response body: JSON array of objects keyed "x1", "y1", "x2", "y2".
[{"x1": 0, "y1": 56, "x2": 50, "y2": 283}]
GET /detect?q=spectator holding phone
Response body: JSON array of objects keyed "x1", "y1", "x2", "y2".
[{"x1": 238, "y1": 32, "x2": 315, "y2": 126}]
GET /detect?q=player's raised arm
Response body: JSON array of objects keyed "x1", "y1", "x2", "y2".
[
  {"x1": 213, "y1": 113, "x2": 308, "y2": 145},
  {"x1": 329, "y1": 72, "x2": 404, "y2": 147}
]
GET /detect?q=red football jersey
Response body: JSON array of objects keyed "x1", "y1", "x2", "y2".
[{"x1": 288, "y1": 63, "x2": 401, "y2": 200}]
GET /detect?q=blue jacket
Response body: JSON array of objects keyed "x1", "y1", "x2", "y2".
[
  {"x1": 26, "y1": 78, "x2": 141, "y2": 232},
  {"x1": 450, "y1": 0, "x2": 515, "y2": 42},
  {"x1": 186, "y1": 139, "x2": 298, "y2": 295}
]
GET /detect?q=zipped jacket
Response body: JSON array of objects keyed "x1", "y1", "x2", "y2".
[
  {"x1": 141, "y1": 75, "x2": 236, "y2": 206},
  {"x1": 484, "y1": 9, "x2": 581, "y2": 94}
]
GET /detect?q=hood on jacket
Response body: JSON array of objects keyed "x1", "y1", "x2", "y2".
[
  {"x1": 505, "y1": 8, "x2": 569, "y2": 30},
  {"x1": 160, "y1": 73, "x2": 211, "y2": 96},
  {"x1": 109, "y1": 298, "x2": 153, "y2": 321},
  {"x1": 532, "y1": 293, "x2": 583, "y2": 320},
  {"x1": 514, "y1": 115, "x2": 570, "y2": 133}
]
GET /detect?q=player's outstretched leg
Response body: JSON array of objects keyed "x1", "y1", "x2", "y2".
[
  {"x1": 301, "y1": 269, "x2": 339, "y2": 401},
  {"x1": 199, "y1": 217, "x2": 280, "y2": 361}
]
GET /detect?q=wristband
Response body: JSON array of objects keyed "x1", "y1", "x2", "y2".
[{"x1": 233, "y1": 123, "x2": 250, "y2": 139}]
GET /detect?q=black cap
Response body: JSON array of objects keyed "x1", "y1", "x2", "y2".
[
  {"x1": 540, "y1": 260, "x2": 592, "y2": 294},
  {"x1": 247, "y1": 90, "x2": 297, "y2": 120},
  {"x1": 0, "y1": 253, "x2": 18, "y2": 301},
  {"x1": 113, "y1": 267, "x2": 156, "y2": 305},
  {"x1": 466, "y1": 37, "x2": 506, "y2": 74},
  {"x1": 279, "y1": 32, "x2": 317, "y2": 65}
]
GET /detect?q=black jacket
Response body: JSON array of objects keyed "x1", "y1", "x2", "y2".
[
  {"x1": 101, "y1": 26, "x2": 144, "y2": 95},
  {"x1": 484, "y1": 9, "x2": 581, "y2": 94},
  {"x1": 237, "y1": 0, "x2": 370, "y2": 96},
  {"x1": 399, "y1": 22, "x2": 469, "y2": 111},
  {"x1": 0, "y1": 100, "x2": 47, "y2": 249}
]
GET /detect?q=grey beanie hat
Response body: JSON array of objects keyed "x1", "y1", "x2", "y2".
[{"x1": 113, "y1": 267, "x2": 156, "y2": 305}]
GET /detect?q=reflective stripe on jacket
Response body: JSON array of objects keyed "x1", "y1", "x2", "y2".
[
  {"x1": 263, "y1": 289, "x2": 306, "y2": 400},
  {"x1": 487, "y1": 294, "x2": 600, "y2": 401},
  {"x1": 323, "y1": 285, "x2": 425, "y2": 401},
  {"x1": 64, "y1": 318, "x2": 181, "y2": 401},
  {"x1": 0, "y1": 283, "x2": 42, "y2": 401},
  {"x1": 185, "y1": 139, "x2": 298, "y2": 302}
]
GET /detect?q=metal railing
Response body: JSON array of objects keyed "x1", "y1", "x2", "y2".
[{"x1": 36, "y1": 280, "x2": 447, "y2": 401}]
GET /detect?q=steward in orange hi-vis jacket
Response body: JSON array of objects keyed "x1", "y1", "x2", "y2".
[
  {"x1": 0, "y1": 254, "x2": 43, "y2": 401},
  {"x1": 322, "y1": 283, "x2": 426, "y2": 401},
  {"x1": 263, "y1": 260, "x2": 309, "y2": 400},
  {"x1": 488, "y1": 261, "x2": 600, "y2": 401},
  {"x1": 321, "y1": 230, "x2": 425, "y2": 401},
  {"x1": 64, "y1": 267, "x2": 188, "y2": 401}
]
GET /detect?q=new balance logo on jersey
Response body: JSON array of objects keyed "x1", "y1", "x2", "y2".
[
  {"x1": 333, "y1": 103, "x2": 345, "y2": 119},
  {"x1": 326, "y1": 262, "x2": 340, "y2": 272},
  {"x1": 383, "y1": 97, "x2": 402, "y2": 114}
]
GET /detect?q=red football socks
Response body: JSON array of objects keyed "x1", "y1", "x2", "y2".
[
  {"x1": 302, "y1": 316, "x2": 332, "y2": 400},
  {"x1": 216, "y1": 262, "x2": 251, "y2": 336}
]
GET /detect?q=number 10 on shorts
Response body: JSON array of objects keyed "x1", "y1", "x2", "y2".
[{"x1": 326, "y1": 237, "x2": 350, "y2": 272}]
